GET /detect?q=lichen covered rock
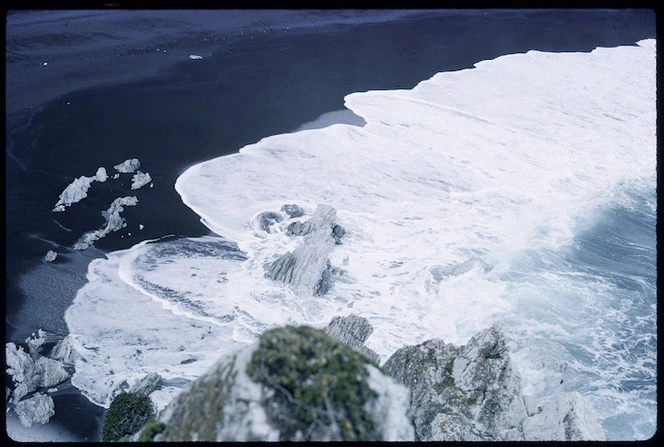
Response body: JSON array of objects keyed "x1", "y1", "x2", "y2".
[{"x1": 155, "y1": 326, "x2": 413, "y2": 442}]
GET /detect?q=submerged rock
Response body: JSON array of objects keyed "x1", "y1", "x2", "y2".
[
  {"x1": 383, "y1": 325, "x2": 605, "y2": 441},
  {"x1": 5, "y1": 331, "x2": 70, "y2": 428},
  {"x1": 280, "y1": 203, "x2": 305, "y2": 218},
  {"x1": 324, "y1": 314, "x2": 380, "y2": 364},
  {"x1": 265, "y1": 204, "x2": 340, "y2": 296},
  {"x1": 153, "y1": 326, "x2": 413, "y2": 442},
  {"x1": 255, "y1": 211, "x2": 283, "y2": 232},
  {"x1": 286, "y1": 220, "x2": 305, "y2": 236}
]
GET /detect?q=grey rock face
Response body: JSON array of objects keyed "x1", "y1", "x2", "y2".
[
  {"x1": 383, "y1": 326, "x2": 605, "y2": 441},
  {"x1": 382, "y1": 338, "x2": 463, "y2": 441},
  {"x1": 265, "y1": 204, "x2": 340, "y2": 296},
  {"x1": 324, "y1": 314, "x2": 380, "y2": 364}
]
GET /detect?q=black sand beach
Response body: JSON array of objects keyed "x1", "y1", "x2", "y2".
[{"x1": 4, "y1": 8, "x2": 655, "y2": 442}]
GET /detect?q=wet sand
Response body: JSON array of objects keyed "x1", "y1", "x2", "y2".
[{"x1": 4, "y1": 8, "x2": 655, "y2": 442}]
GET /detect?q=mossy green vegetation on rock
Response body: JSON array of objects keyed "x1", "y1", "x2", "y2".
[
  {"x1": 137, "y1": 419, "x2": 166, "y2": 442},
  {"x1": 101, "y1": 392, "x2": 154, "y2": 442},
  {"x1": 246, "y1": 325, "x2": 379, "y2": 441},
  {"x1": 160, "y1": 355, "x2": 238, "y2": 441}
]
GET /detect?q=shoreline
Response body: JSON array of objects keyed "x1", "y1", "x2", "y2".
[{"x1": 5, "y1": 9, "x2": 656, "y2": 443}]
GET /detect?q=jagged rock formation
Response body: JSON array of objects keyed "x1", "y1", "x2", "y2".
[
  {"x1": 382, "y1": 325, "x2": 605, "y2": 441},
  {"x1": 150, "y1": 326, "x2": 413, "y2": 442},
  {"x1": 324, "y1": 314, "x2": 380, "y2": 364},
  {"x1": 265, "y1": 204, "x2": 343, "y2": 296},
  {"x1": 43, "y1": 250, "x2": 58, "y2": 262},
  {"x1": 14, "y1": 393, "x2": 55, "y2": 428},
  {"x1": 52, "y1": 167, "x2": 108, "y2": 212},
  {"x1": 5, "y1": 331, "x2": 70, "y2": 427}
]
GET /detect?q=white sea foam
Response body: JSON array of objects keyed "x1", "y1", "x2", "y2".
[{"x1": 65, "y1": 40, "x2": 656, "y2": 439}]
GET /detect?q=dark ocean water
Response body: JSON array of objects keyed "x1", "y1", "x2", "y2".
[{"x1": 4, "y1": 9, "x2": 656, "y2": 441}]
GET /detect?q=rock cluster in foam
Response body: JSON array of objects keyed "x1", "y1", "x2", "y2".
[
  {"x1": 264, "y1": 204, "x2": 344, "y2": 297},
  {"x1": 52, "y1": 167, "x2": 108, "y2": 212}
]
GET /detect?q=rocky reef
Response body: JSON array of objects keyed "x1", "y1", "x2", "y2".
[
  {"x1": 264, "y1": 204, "x2": 344, "y2": 296},
  {"x1": 146, "y1": 326, "x2": 413, "y2": 442},
  {"x1": 382, "y1": 325, "x2": 606, "y2": 441}
]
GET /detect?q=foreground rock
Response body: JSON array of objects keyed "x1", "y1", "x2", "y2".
[
  {"x1": 150, "y1": 326, "x2": 413, "y2": 442},
  {"x1": 324, "y1": 314, "x2": 380, "y2": 364},
  {"x1": 265, "y1": 204, "x2": 343, "y2": 296},
  {"x1": 382, "y1": 325, "x2": 605, "y2": 441}
]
